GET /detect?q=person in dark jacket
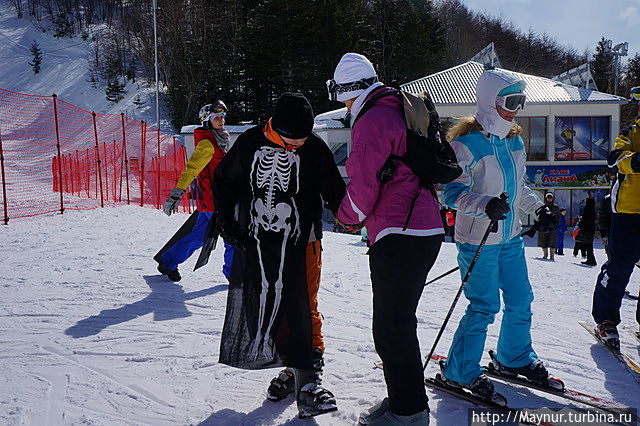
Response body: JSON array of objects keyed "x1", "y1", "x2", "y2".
[
  {"x1": 212, "y1": 93, "x2": 346, "y2": 419},
  {"x1": 576, "y1": 197, "x2": 597, "y2": 266},
  {"x1": 537, "y1": 192, "x2": 560, "y2": 260},
  {"x1": 554, "y1": 208, "x2": 567, "y2": 255},
  {"x1": 598, "y1": 193, "x2": 613, "y2": 260}
]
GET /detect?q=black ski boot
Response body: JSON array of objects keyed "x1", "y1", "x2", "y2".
[
  {"x1": 157, "y1": 263, "x2": 181, "y2": 282},
  {"x1": 490, "y1": 355, "x2": 549, "y2": 385},
  {"x1": 294, "y1": 366, "x2": 337, "y2": 419},
  {"x1": 266, "y1": 368, "x2": 295, "y2": 401},
  {"x1": 440, "y1": 371, "x2": 505, "y2": 405}
]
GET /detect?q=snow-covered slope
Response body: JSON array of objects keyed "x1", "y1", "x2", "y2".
[
  {"x1": 1, "y1": 206, "x2": 639, "y2": 425},
  {"x1": 0, "y1": 3, "x2": 172, "y2": 133}
]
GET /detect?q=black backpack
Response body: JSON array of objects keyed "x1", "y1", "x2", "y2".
[{"x1": 352, "y1": 89, "x2": 462, "y2": 190}]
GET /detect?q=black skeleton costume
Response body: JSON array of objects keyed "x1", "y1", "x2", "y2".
[{"x1": 213, "y1": 124, "x2": 345, "y2": 370}]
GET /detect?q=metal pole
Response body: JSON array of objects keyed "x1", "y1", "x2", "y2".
[
  {"x1": 52, "y1": 94, "x2": 64, "y2": 214},
  {"x1": 0, "y1": 131, "x2": 9, "y2": 225},
  {"x1": 153, "y1": 0, "x2": 160, "y2": 130},
  {"x1": 140, "y1": 120, "x2": 146, "y2": 207},
  {"x1": 156, "y1": 127, "x2": 160, "y2": 209},
  {"x1": 121, "y1": 114, "x2": 130, "y2": 204},
  {"x1": 92, "y1": 112, "x2": 105, "y2": 208}
]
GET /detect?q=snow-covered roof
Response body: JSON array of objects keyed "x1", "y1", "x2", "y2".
[{"x1": 401, "y1": 61, "x2": 627, "y2": 105}]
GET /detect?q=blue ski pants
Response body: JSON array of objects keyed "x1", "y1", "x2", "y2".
[
  {"x1": 592, "y1": 213, "x2": 640, "y2": 325},
  {"x1": 158, "y1": 211, "x2": 233, "y2": 276},
  {"x1": 443, "y1": 237, "x2": 538, "y2": 384}
]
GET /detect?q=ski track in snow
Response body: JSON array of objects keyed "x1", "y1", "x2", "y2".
[{"x1": 1, "y1": 206, "x2": 639, "y2": 425}]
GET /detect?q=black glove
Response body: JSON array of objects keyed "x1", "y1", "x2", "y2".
[
  {"x1": 485, "y1": 196, "x2": 510, "y2": 221},
  {"x1": 522, "y1": 226, "x2": 537, "y2": 238},
  {"x1": 533, "y1": 206, "x2": 555, "y2": 233},
  {"x1": 217, "y1": 214, "x2": 245, "y2": 249},
  {"x1": 631, "y1": 152, "x2": 640, "y2": 173}
]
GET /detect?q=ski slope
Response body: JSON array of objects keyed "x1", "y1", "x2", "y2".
[{"x1": 1, "y1": 206, "x2": 638, "y2": 425}]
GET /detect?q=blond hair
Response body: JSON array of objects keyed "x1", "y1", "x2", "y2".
[{"x1": 446, "y1": 116, "x2": 522, "y2": 142}]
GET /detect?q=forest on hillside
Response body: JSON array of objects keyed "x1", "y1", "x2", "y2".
[{"x1": 10, "y1": 0, "x2": 640, "y2": 127}]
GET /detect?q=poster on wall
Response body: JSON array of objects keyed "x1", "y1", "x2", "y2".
[
  {"x1": 525, "y1": 165, "x2": 615, "y2": 188},
  {"x1": 554, "y1": 116, "x2": 609, "y2": 160}
]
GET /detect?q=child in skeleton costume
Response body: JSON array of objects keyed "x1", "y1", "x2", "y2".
[
  {"x1": 212, "y1": 93, "x2": 345, "y2": 419},
  {"x1": 154, "y1": 100, "x2": 234, "y2": 282}
]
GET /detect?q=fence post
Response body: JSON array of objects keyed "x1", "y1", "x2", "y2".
[
  {"x1": 140, "y1": 120, "x2": 146, "y2": 207},
  {"x1": 75, "y1": 150, "x2": 80, "y2": 197},
  {"x1": 102, "y1": 142, "x2": 109, "y2": 201},
  {"x1": 156, "y1": 127, "x2": 161, "y2": 210},
  {"x1": 92, "y1": 112, "x2": 105, "y2": 208},
  {"x1": 121, "y1": 114, "x2": 130, "y2": 204},
  {"x1": 0, "y1": 131, "x2": 9, "y2": 225},
  {"x1": 52, "y1": 94, "x2": 65, "y2": 214},
  {"x1": 172, "y1": 137, "x2": 179, "y2": 212}
]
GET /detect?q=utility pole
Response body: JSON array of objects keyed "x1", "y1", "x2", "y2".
[
  {"x1": 604, "y1": 39, "x2": 629, "y2": 95},
  {"x1": 152, "y1": 0, "x2": 160, "y2": 129}
]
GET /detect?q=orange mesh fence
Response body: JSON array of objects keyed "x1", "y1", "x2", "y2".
[{"x1": 0, "y1": 88, "x2": 191, "y2": 224}]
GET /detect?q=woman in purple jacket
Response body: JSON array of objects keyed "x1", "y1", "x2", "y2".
[{"x1": 328, "y1": 53, "x2": 443, "y2": 426}]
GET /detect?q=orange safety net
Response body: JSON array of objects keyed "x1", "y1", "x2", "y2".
[{"x1": 0, "y1": 89, "x2": 191, "y2": 223}]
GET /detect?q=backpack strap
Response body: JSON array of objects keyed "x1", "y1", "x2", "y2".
[{"x1": 351, "y1": 88, "x2": 400, "y2": 127}]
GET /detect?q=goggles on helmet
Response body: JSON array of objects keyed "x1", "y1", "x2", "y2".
[
  {"x1": 326, "y1": 76, "x2": 378, "y2": 101},
  {"x1": 495, "y1": 93, "x2": 526, "y2": 112},
  {"x1": 209, "y1": 111, "x2": 226, "y2": 120},
  {"x1": 630, "y1": 86, "x2": 640, "y2": 101}
]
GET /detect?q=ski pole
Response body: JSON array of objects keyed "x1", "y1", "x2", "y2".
[
  {"x1": 424, "y1": 266, "x2": 459, "y2": 287},
  {"x1": 422, "y1": 192, "x2": 508, "y2": 371}
]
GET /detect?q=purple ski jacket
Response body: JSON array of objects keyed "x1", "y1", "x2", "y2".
[{"x1": 337, "y1": 88, "x2": 444, "y2": 245}]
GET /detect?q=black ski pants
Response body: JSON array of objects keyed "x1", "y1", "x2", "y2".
[
  {"x1": 592, "y1": 213, "x2": 640, "y2": 325},
  {"x1": 369, "y1": 234, "x2": 442, "y2": 416}
]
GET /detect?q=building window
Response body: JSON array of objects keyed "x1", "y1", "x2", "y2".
[
  {"x1": 554, "y1": 116, "x2": 610, "y2": 161},
  {"x1": 518, "y1": 117, "x2": 547, "y2": 160}
]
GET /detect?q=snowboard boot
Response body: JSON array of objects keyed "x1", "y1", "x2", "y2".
[
  {"x1": 157, "y1": 263, "x2": 181, "y2": 282},
  {"x1": 557, "y1": 249, "x2": 564, "y2": 256},
  {"x1": 595, "y1": 321, "x2": 620, "y2": 350},
  {"x1": 490, "y1": 357, "x2": 549, "y2": 385},
  {"x1": 266, "y1": 368, "x2": 295, "y2": 401},
  {"x1": 294, "y1": 368, "x2": 337, "y2": 419},
  {"x1": 358, "y1": 398, "x2": 389, "y2": 425},
  {"x1": 542, "y1": 247, "x2": 548, "y2": 259},
  {"x1": 550, "y1": 251, "x2": 555, "y2": 261}
]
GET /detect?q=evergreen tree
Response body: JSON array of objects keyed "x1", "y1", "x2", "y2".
[
  {"x1": 106, "y1": 75, "x2": 126, "y2": 103},
  {"x1": 28, "y1": 41, "x2": 43, "y2": 74},
  {"x1": 590, "y1": 37, "x2": 614, "y2": 93},
  {"x1": 133, "y1": 93, "x2": 147, "y2": 108}
]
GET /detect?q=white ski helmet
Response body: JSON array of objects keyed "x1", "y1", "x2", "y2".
[{"x1": 199, "y1": 100, "x2": 228, "y2": 124}]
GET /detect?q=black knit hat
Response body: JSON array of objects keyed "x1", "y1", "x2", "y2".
[{"x1": 272, "y1": 93, "x2": 314, "y2": 139}]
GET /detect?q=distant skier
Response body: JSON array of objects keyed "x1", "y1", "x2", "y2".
[
  {"x1": 592, "y1": 86, "x2": 640, "y2": 348},
  {"x1": 537, "y1": 192, "x2": 560, "y2": 260},
  {"x1": 154, "y1": 100, "x2": 233, "y2": 282},
  {"x1": 554, "y1": 208, "x2": 567, "y2": 256},
  {"x1": 440, "y1": 68, "x2": 555, "y2": 402}
]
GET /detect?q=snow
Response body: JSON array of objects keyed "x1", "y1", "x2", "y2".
[
  {"x1": 1, "y1": 206, "x2": 639, "y2": 425},
  {"x1": 0, "y1": 3, "x2": 174, "y2": 134}
]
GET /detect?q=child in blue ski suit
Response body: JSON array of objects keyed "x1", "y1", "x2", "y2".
[
  {"x1": 555, "y1": 208, "x2": 567, "y2": 256},
  {"x1": 442, "y1": 68, "x2": 553, "y2": 399}
]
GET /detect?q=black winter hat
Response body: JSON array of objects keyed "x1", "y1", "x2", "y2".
[{"x1": 272, "y1": 93, "x2": 314, "y2": 139}]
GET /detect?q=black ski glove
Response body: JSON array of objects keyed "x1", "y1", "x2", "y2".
[
  {"x1": 217, "y1": 213, "x2": 245, "y2": 250},
  {"x1": 631, "y1": 152, "x2": 640, "y2": 173},
  {"x1": 485, "y1": 196, "x2": 510, "y2": 221},
  {"x1": 533, "y1": 206, "x2": 556, "y2": 233}
]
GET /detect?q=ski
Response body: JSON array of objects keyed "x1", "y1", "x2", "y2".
[
  {"x1": 485, "y1": 351, "x2": 637, "y2": 420},
  {"x1": 373, "y1": 354, "x2": 446, "y2": 370},
  {"x1": 578, "y1": 321, "x2": 640, "y2": 381},
  {"x1": 424, "y1": 374, "x2": 556, "y2": 426}
]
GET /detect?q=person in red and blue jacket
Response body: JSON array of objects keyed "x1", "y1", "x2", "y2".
[
  {"x1": 329, "y1": 52, "x2": 443, "y2": 426},
  {"x1": 154, "y1": 100, "x2": 233, "y2": 282}
]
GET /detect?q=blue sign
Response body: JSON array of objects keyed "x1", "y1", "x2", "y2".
[{"x1": 526, "y1": 165, "x2": 614, "y2": 188}]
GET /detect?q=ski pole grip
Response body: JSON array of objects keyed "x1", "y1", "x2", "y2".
[{"x1": 489, "y1": 192, "x2": 509, "y2": 233}]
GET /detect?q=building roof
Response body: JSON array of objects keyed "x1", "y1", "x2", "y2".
[{"x1": 400, "y1": 61, "x2": 627, "y2": 105}]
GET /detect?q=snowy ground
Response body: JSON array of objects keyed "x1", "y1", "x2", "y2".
[{"x1": 1, "y1": 206, "x2": 639, "y2": 425}]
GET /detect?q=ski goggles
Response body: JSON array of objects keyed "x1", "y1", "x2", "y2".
[
  {"x1": 495, "y1": 93, "x2": 527, "y2": 112},
  {"x1": 209, "y1": 111, "x2": 226, "y2": 120},
  {"x1": 630, "y1": 86, "x2": 640, "y2": 101},
  {"x1": 326, "y1": 76, "x2": 378, "y2": 101}
]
